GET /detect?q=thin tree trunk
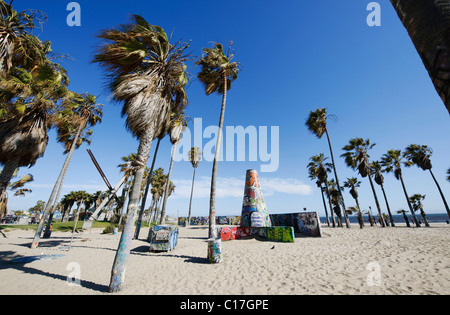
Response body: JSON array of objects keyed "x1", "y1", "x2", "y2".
[
  {"x1": 68, "y1": 204, "x2": 82, "y2": 250},
  {"x1": 324, "y1": 181, "x2": 336, "y2": 228},
  {"x1": 354, "y1": 197, "x2": 364, "y2": 229},
  {"x1": 0, "y1": 157, "x2": 19, "y2": 199},
  {"x1": 188, "y1": 166, "x2": 197, "y2": 227},
  {"x1": 31, "y1": 123, "x2": 84, "y2": 249},
  {"x1": 44, "y1": 150, "x2": 73, "y2": 235},
  {"x1": 159, "y1": 142, "x2": 178, "y2": 225},
  {"x1": 429, "y1": 169, "x2": 450, "y2": 220},
  {"x1": 109, "y1": 131, "x2": 153, "y2": 293},
  {"x1": 401, "y1": 211, "x2": 411, "y2": 227},
  {"x1": 208, "y1": 74, "x2": 227, "y2": 240},
  {"x1": 419, "y1": 208, "x2": 430, "y2": 227},
  {"x1": 399, "y1": 174, "x2": 420, "y2": 227},
  {"x1": 135, "y1": 137, "x2": 161, "y2": 239},
  {"x1": 325, "y1": 129, "x2": 350, "y2": 228},
  {"x1": 367, "y1": 174, "x2": 385, "y2": 227},
  {"x1": 380, "y1": 183, "x2": 395, "y2": 227}
]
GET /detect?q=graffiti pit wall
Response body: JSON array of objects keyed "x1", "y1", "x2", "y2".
[
  {"x1": 217, "y1": 226, "x2": 295, "y2": 243},
  {"x1": 270, "y1": 212, "x2": 322, "y2": 237},
  {"x1": 178, "y1": 216, "x2": 241, "y2": 226}
]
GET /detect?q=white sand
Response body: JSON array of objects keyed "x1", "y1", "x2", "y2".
[{"x1": 0, "y1": 224, "x2": 449, "y2": 295}]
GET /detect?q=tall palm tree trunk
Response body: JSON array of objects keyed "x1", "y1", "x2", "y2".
[
  {"x1": 208, "y1": 73, "x2": 227, "y2": 240},
  {"x1": 31, "y1": 123, "x2": 84, "y2": 249},
  {"x1": 134, "y1": 137, "x2": 161, "y2": 239},
  {"x1": 429, "y1": 169, "x2": 450, "y2": 219},
  {"x1": 188, "y1": 166, "x2": 197, "y2": 226},
  {"x1": 390, "y1": 0, "x2": 450, "y2": 114},
  {"x1": 399, "y1": 174, "x2": 420, "y2": 227},
  {"x1": 319, "y1": 186, "x2": 330, "y2": 227},
  {"x1": 0, "y1": 157, "x2": 19, "y2": 199},
  {"x1": 354, "y1": 197, "x2": 364, "y2": 229},
  {"x1": 159, "y1": 142, "x2": 178, "y2": 225},
  {"x1": 109, "y1": 131, "x2": 153, "y2": 293},
  {"x1": 325, "y1": 129, "x2": 350, "y2": 228},
  {"x1": 380, "y1": 183, "x2": 395, "y2": 227},
  {"x1": 324, "y1": 181, "x2": 336, "y2": 228},
  {"x1": 367, "y1": 175, "x2": 385, "y2": 227}
]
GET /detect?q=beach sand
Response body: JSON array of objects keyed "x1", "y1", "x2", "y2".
[{"x1": 0, "y1": 223, "x2": 449, "y2": 295}]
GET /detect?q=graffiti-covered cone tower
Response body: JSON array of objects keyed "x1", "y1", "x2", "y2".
[{"x1": 240, "y1": 169, "x2": 272, "y2": 227}]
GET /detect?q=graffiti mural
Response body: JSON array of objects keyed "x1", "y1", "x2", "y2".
[
  {"x1": 240, "y1": 170, "x2": 272, "y2": 228},
  {"x1": 178, "y1": 216, "x2": 241, "y2": 226},
  {"x1": 218, "y1": 226, "x2": 294, "y2": 243},
  {"x1": 270, "y1": 212, "x2": 322, "y2": 237},
  {"x1": 148, "y1": 225, "x2": 179, "y2": 252}
]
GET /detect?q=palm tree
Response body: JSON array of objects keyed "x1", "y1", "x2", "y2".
[
  {"x1": 403, "y1": 144, "x2": 450, "y2": 220},
  {"x1": 307, "y1": 161, "x2": 331, "y2": 227},
  {"x1": 380, "y1": 149, "x2": 420, "y2": 227},
  {"x1": 390, "y1": 1, "x2": 450, "y2": 114},
  {"x1": 409, "y1": 194, "x2": 430, "y2": 227},
  {"x1": 197, "y1": 41, "x2": 240, "y2": 243},
  {"x1": 0, "y1": 169, "x2": 33, "y2": 219},
  {"x1": 0, "y1": 47, "x2": 70, "y2": 201},
  {"x1": 187, "y1": 146, "x2": 201, "y2": 226},
  {"x1": 327, "y1": 179, "x2": 344, "y2": 227},
  {"x1": 60, "y1": 192, "x2": 75, "y2": 222},
  {"x1": 0, "y1": 1, "x2": 47, "y2": 76},
  {"x1": 343, "y1": 177, "x2": 364, "y2": 228},
  {"x1": 397, "y1": 209, "x2": 411, "y2": 227},
  {"x1": 306, "y1": 108, "x2": 350, "y2": 228},
  {"x1": 146, "y1": 167, "x2": 167, "y2": 227},
  {"x1": 68, "y1": 190, "x2": 91, "y2": 249},
  {"x1": 341, "y1": 138, "x2": 385, "y2": 227},
  {"x1": 159, "y1": 114, "x2": 186, "y2": 225},
  {"x1": 371, "y1": 161, "x2": 395, "y2": 227},
  {"x1": 31, "y1": 93, "x2": 102, "y2": 248},
  {"x1": 94, "y1": 15, "x2": 190, "y2": 291},
  {"x1": 307, "y1": 153, "x2": 336, "y2": 227}
]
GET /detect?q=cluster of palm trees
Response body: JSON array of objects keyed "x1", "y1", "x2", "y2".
[
  {"x1": 307, "y1": 108, "x2": 450, "y2": 229},
  {"x1": 91, "y1": 11, "x2": 239, "y2": 288},
  {"x1": 0, "y1": 1, "x2": 104, "y2": 248},
  {"x1": 2, "y1": 0, "x2": 237, "y2": 290}
]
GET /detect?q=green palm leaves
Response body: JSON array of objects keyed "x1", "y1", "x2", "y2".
[
  {"x1": 94, "y1": 15, "x2": 190, "y2": 139},
  {"x1": 197, "y1": 42, "x2": 240, "y2": 95}
]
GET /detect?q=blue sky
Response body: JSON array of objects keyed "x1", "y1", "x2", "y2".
[{"x1": 6, "y1": 0, "x2": 450, "y2": 218}]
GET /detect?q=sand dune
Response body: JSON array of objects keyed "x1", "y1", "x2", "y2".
[{"x1": 0, "y1": 224, "x2": 449, "y2": 295}]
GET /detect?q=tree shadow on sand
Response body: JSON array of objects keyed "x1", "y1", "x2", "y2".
[{"x1": 0, "y1": 251, "x2": 109, "y2": 293}]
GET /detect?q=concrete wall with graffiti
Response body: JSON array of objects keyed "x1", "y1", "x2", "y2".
[
  {"x1": 178, "y1": 216, "x2": 241, "y2": 226},
  {"x1": 270, "y1": 212, "x2": 322, "y2": 237},
  {"x1": 217, "y1": 226, "x2": 295, "y2": 243}
]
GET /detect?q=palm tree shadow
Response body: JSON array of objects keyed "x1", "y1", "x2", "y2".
[
  {"x1": 0, "y1": 251, "x2": 108, "y2": 293},
  {"x1": 154, "y1": 253, "x2": 209, "y2": 264}
]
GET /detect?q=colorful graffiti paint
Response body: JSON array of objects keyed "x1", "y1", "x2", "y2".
[
  {"x1": 218, "y1": 226, "x2": 294, "y2": 243},
  {"x1": 178, "y1": 216, "x2": 241, "y2": 226},
  {"x1": 241, "y1": 170, "x2": 272, "y2": 228},
  {"x1": 270, "y1": 212, "x2": 322, "y2": 237},
  {"x1": 207, "y1": 238, "x2": 223, "y2": 264},
  {"x1": 148, "y1": 225, "x2": 179, "y2": 252},
  {"x1": 218, "y1": 227, "x2": 251, "y2": 241}
]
